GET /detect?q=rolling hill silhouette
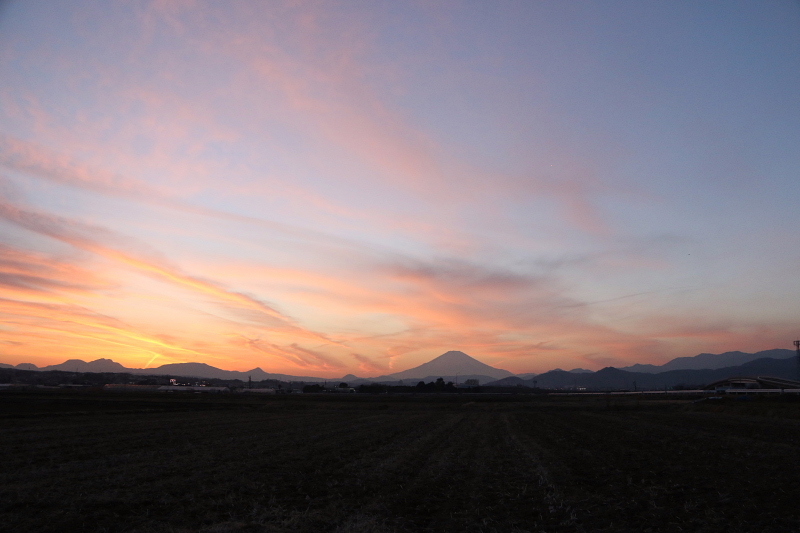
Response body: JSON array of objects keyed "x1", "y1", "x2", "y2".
[
  {"x1": 2, "y1": 348, "x2": 797, "y2": 388},
  {"x1": 621, "y1": 349, "x2": 795, "y2": 373},
  {"x1": 487, "y1": 355, "x2": 800, "y2": 390}
]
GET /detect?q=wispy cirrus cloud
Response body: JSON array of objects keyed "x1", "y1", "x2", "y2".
[
  {"x1": 0, "y1": 243, "x2": 111, "y2": 297},
  {"x1": 0, "y1": 198, "x2": 340, "y2": 344},
  {"x1": 23, "y1": 0, "x2": 612, "y2": 234},
  {"x1": 0, "y1": 296, "x2": 201, "y2": 362},
  {"x1": 231, "y1": 334, "x2": 345, "y2": 371},
  {"x1": 0, "y1": 134, "x2": 159, "y2": 199},
  {"x1": 1, "y1": 1, "x2": 793, "y2": 376},
  {"x1": 0, "y1": 135, "x2": 375, "y2": 252},
  {"x1": 0, "y1": 241, "x2": 215, "y2": 365}
]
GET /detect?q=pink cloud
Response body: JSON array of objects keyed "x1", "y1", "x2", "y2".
[
  {"x1": 231, "y1": 334, "x2": 345, "y2": 371},
  {"x1": 0, "y1": 198, "x2": 341, "y2": 345}
]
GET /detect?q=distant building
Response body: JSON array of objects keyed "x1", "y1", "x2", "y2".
[
  {"x1": 157, "y1": 386, "x2": 229, "y2": 393},
  {"x1": 705, "y1": 376, "x2": 800, "y2": 393},
  {"x1": 103, "y1": 384, "x2": 161, "y2": 392}
]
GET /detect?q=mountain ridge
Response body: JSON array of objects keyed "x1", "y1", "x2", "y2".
[
  {"x1": 382, "y1": 351, "x2": 513, "y2": 381},
  {"x1": 486, "y1": 356, "x2": 800, "y2": 390},
  {"x1": 2, "y1": 348, "x2": 796, "y2": 385},
  {"x1": 620, "y1": 349, "x2": 795, "y2": 373}
]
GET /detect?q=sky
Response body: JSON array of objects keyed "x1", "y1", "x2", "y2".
[{"x1": 0, "y1": 0, "x2": 798, "y2": 377}]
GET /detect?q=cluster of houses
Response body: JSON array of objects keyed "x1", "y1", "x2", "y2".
[
  {"x1": 102, "y1": 383, "x2": 294, "y2": 394},
  {"x1": 5, "y1": 373, "x2": 800, "y2": 395}
]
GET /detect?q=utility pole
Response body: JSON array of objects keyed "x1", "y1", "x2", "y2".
[{"x1": 794, "y1": 340, "x2": 800, "y2": 382}]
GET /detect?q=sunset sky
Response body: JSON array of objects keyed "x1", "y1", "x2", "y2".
[{"x1": 0, "y1": 1, "x2": 798, "y2": 377}]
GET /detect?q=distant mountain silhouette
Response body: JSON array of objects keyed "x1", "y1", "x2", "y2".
[
  {"x1": 620, "y1": 349, "x2": 795, "y2": 373},
  {"x1": 488, "y1": 356, "x2": 800, "y2": 390},
  {"x1": 42, "y1": 358, "x2": 128, "y2": 373},
  {"x1": 486, "y1": 376, "x2": 527, "y2": 387},
  {"x1": 383, "y1": 351, "x2": 513, "y2": 382},
  {"x1": 149, "y1": 363, "x2": 326, "y2": 382},
  {"x1": 0, "y1": 358, "x2": 327, "y2": 382},
  {"x1": 3, "y1": 348, "x2": 797, "y2": 387},
  {"x1": 542, "y1": 367, "x2": 593, "y2": 374}
]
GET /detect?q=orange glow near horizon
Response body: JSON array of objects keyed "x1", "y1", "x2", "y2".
[{"x1": 1, "y1": 2, "x2": 798, "y2": 376}]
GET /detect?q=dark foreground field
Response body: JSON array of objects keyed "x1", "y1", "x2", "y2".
[{"x1": 2, "y1": 392, "x2": 800, "y2": 532}]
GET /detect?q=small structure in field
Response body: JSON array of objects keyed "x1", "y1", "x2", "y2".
[
  {"x1": 103, "y1": 384, "x2": 161, "y2": 392},
  {"x1": 705, "y1": 376, "x2": 800, "y2": 393},
  {"x1": 157, "y1": 385, "x2": 229, "y2": 393}
]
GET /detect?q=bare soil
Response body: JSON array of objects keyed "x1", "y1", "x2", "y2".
[{"x1": 1, "y1": 392, "x2": 799, "y2": 532}]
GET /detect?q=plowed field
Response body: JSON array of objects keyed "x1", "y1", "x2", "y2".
[{"x1": 2, "y1": 392, "x2": 799, "y2": 532}]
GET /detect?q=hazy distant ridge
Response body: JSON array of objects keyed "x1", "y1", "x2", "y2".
[
  {"x1": 0, "y1": 350, "x2": 515, "y2": 384},
  {"x1": 2, "y1": 358, "x2": 329, "y2": 382},
  {"x1": 498, "y1": 355, "x2": 799, "y2": 390},
  {"x1": 620, "y1": 349, "x2": 795, "y2": 373},
  {"x1": 1, "y1": 348, "x2": 796, "y2": 386}
]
